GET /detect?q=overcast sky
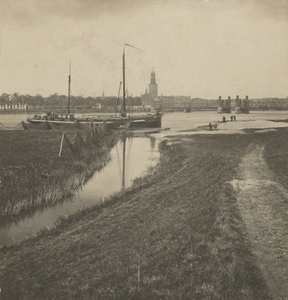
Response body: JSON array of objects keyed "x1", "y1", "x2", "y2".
[{"x1": 0, "y1": 0, "x2": 287, "y2": 99}]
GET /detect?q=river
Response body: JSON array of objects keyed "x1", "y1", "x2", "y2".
[
  {"x1": 1, "y1": 110, "x2": 288, "y2": 131},
  {"x1": 1, "y1": 110, "x2": 288, "y2": 245}
]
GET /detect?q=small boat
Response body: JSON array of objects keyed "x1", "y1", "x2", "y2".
[{"x1": 27, "y1": 46, "x2": 162, "y2": 128}]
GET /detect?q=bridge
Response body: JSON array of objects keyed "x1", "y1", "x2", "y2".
[{"x1": 157, "y1": 96, "x2": 288, "y2": 112}]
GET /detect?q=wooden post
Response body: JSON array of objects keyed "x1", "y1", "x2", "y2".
[
  {"x1": 59, "y1": 132, "x2": 65, "y2": 157},
  {"x1": 64, "y1": 133, "x2": 75, "y2": 154}
]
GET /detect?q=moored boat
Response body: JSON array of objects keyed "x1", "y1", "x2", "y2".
[
  {"x1": 27, "y1": 111, "x2": 162, "y2": 128},
  {"x1": 27, "y1": 46, "x2": 162, "y2": 128}
]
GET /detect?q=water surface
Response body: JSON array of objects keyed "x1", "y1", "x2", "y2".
[{"x1": 0, "y1": 136, "x2": 159, "y2": 246}]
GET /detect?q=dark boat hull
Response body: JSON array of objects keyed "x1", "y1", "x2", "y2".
[
  {"x1": 27, "y1": 114, "x2": 162, "y2": 129},
  {"x1": 128, "y1": 116, "x2": 162, "y2": 128}
]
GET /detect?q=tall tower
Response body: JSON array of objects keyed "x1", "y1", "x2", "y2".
[{"x1": 149, "y1": 70, "x2": 158, "y2": 101}]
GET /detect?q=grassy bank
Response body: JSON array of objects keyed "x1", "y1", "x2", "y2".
[
  {"x1": 262, "y1": 128, "x2": 288, "y2": 186},
  {"x1": 0, "y1": 127, "x2": 120, "y2": 225},
  {"x1": 2, "y1": 129, "x2": 287, "y2": 299}
]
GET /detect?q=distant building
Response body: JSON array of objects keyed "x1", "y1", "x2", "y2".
[
  {"x1": 149, "y1": 70, "x2": 158, "y2": 101},
  {"x1": 141, "y1": 70, "x2": 158, "y2": 106},
  {"x1": 0, "y1": 94, "x2": 27, "y2": 110},
  {"x1": 141, "y1": 87, "x2": 150, "y2": 106}
]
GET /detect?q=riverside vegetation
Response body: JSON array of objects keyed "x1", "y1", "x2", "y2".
[
  {"x1": 1, "y1": 127, "x2": 288, "y2": 299},
  {"x1": 0, "y1": 123, "x2": 121, "y2": 226}
]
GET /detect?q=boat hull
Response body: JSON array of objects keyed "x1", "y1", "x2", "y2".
[
  {"x1": 27, "y1": 114, "x2": 162, "y2": 129},
  {"x1": 26, "y1": 119, "x2": 76, "y2": 125},
  {"x1": 129, "y1": 116, "x2": 162, "y2": 128}
]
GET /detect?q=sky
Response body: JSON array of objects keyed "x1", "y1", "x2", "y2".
[{"x1": 0, "y1": 0, "x2": 287, "y2": 99}]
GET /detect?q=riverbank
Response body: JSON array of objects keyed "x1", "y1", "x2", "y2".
[
  {"x1": 0, "y1": 126, "x2": 121, "y2": 226},
  {"x1": 1, "y1": 127, "x2": 288, "y2": 299}
]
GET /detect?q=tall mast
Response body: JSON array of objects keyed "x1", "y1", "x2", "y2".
[
  {"x1": 115, "y1": 81, "x2": 122, "y2": 117},
  {"x1": 68, "y1": 62, "x2": 71, "y2": 114},
  {"x1": 122, "y1": 48, "x2": 126, "y2": 117},
  {"x1": 122, "y1": 44, "x2": 142, "y2": 117}
]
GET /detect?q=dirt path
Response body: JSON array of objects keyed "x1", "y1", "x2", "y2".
[{"x1": 230, "y1": 144, "x2": 288, "y2": 300}]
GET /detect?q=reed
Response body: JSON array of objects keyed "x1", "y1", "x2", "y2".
[{"x1": 0, "y1": 128, "x2": 120, "y2": 224}]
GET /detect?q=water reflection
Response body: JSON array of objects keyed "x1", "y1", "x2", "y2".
[
  {"x1": 0, "y1": 152, "x2": 112, "y2": 228},
  {"x1": 0, "y1": 136, "x2": 159, "y2": 246},
  {"x1": 122, "y1": 136, "x2": 126, "y2": 189}
]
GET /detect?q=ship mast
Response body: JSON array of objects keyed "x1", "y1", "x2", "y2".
[
  {"x1": 122, "y1": 49, "x2": 126, "y2": 117},
  {"x1": 121, "y1": 44, "x2": 142, "y2": 117},
  {"x1": 68, "y1": 62, "x2": 71, "y2": 114},
  {"x1": 115, "y1": 81, "x2": 122, "y2": 117}
]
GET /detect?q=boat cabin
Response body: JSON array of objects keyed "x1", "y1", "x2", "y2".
[
  {"x1": 33, "y1": 112, "x2": 75, "y2": 121},
  {"x1": 56, "y1": 113, "x2": 75, "y2": 121}
]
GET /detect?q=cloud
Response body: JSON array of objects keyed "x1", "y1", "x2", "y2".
[
  {"x1": 253, "y1": 0, "x2": 288, "y2": 21},
  {"x1": 2, "y1": 0, "x2": 287, "y2": 22},
  {"x1": 1, "y1": 0, "x2": 152, "y2": 25}
]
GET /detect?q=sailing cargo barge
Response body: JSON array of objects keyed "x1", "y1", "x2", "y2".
[
  {"x1": 27, "y1": 112, "x2": 162, "y2": 129},
  {"x1": 27, "y1": 46, "x2": 162, "y2": 129}
]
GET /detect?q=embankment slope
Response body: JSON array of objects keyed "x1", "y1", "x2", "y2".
[{"x1": 2, "y1": 128, "x2": 288, "y2": 299}]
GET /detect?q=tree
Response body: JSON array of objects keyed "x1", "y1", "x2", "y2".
[
  {"x1": 34, "y1": 94, "x2": 44, "y2": 106},
  {"x1": 13, "y1": 93, "x2": 21, "y2": 102},
  {"x1": 132, "y1": 97, "x2": 142, "y2": 106},
  {"x1": 23, "y1": 94, "x2": 34, "y2": 106},
  {"x1": 44, "y1": 94, "x2": 60, "y2": 108},
  {"x1": 58, "y1": 95, "x2": 68, "y2": 107},
  {"x1": 0, "y1": 93, "x2": 9, "y2": 104},
  {"x1": 103, "y1": 97, "x2": 118, "y2": 106}
]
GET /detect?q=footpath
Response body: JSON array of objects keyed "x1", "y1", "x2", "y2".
[{"x1": 230, "y1": 144, "x2": 288, "y2": 300}]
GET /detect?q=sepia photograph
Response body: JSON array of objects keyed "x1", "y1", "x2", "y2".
[{"x1": 0, "y1": 0, "x2": 287, "y2": 299}]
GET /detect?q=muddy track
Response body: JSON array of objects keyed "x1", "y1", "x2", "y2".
[{"x1": 230, "y1": 144, "x2": 288, "y2": 300}]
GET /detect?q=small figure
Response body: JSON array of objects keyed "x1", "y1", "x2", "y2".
[
  {"x1": 222, "y1": 116, "x2": 226, "y2": 122},
  {"x1": 209, "y1": 122, "x2": 212, "y2": 131},
  {"x1": 230, "y1": 115, "x2": 233, "y2": 122},
  {"x1": 233, "y1": 115, "x2": 236, "y2": 121}
]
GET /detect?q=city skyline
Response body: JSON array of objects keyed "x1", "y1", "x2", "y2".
[{"x1": 1, "y1": 0, "x2": 287, "y2": 99}]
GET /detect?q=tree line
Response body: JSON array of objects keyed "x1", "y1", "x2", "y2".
[{"x1": 0, "y1": 93, "x2": 143, "y2": 108}]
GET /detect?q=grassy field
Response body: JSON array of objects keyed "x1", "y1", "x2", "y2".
[
  {"x1": 0, "y1": 126, "x2": 120, "y2": 225},
  {"x1": 2, "y1": 128, "x2": 288, "y2": 299}
]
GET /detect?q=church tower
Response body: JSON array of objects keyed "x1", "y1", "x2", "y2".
[{"x1": 149, "y1": 70, "x2": 158, "y2": 101}]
